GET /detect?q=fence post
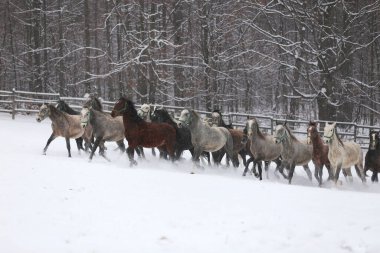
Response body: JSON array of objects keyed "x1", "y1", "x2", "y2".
[
  {"x1": 270, "y1": 117, "x2": 274, "y2": 134},
  {"x1": 353, "y1": 124, "x2": 357, "y2": 142},
  {"x1": 11, "y1": 88, "x2": 16, "y2": 120}
]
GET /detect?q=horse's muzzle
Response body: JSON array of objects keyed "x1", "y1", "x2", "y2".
[
  {"x1": 177, "y1": 122, "x2": 183, "y2": 128},
  {"x1": 81, "y1": 123, "x2": 87, "y2": 128}
]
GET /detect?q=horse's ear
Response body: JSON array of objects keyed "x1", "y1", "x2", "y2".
[
  {"x1": 332, "y1": 122, "x2": 337, "y2": 128},
  {"x1": 284, "y1": 120, "x2": 287, "y2": 126}
]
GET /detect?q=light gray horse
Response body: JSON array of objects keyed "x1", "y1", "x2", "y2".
[
  {"x1": 274, "y1": 123, "x2": 313, "y2": 184},
  {"x1": 177, "y1": 109, "x2": 236, "y2": 168},
  {"x1": 242, "y1": 118, "x2": 282, "y2": 180},
  {"x1": 80, "y1": 106, "x2": 125, "y2": 161},
  {"x1": 36, "y1": 104, "x2": 84, "y2": 157},
  {"x1": 323, "y1": 122, "x2": 366, "y2": 184}
]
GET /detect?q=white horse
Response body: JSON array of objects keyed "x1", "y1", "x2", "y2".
[{"x1": 323, "y1": 122, "x2": 366, "y2": 184}]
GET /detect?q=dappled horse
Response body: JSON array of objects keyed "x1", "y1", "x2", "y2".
[
  {"x1": 274, "y1": 123, "x2": 313, "y2": 184},
  {"x1": 178, "y1": 109, "x2": 236, "y2": 168},
  {"x1": 56, "y1": 99, "x2": 92, "y2": 151},
  {"x1": 242, "y1": 118, "x2": 282, "y2": 180},
  {"x1": 365, "y1": 130, "x2": 380, "y2": 182},
  {"x1": 80, "y1": 106, "x2": 125, "y2": 161},
  {"x1": 307, "y1": 121, "x2": 333, "y2": 186},
  {"x1": 323, "y1": 122, "x2": 366, "y2": 184},
  {"x1": 210, "y1": 110, "x2": 246, "y2": 167},
  {"x1": 151, "y1": 108, "x2": 211, "y2": 164},
  {"x1": 36, "y1": 104, "x2": 85, "y2": 157},
  {"x1": 111, "y1": 98, "x2": 176, "y2": 166}
]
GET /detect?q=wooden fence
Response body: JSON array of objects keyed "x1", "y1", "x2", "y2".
[{"x1": 0, "y1": 89, "x2": 379, "y2": 149}]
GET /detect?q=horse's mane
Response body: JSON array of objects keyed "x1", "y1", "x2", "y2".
[
  {"x1": 251, "y1": 117, "x2": 266, "y2": 140},
  {"x1": 56, "y1": 100, "x2": 79, "y2": 115},
  {"x1": 84, "y1": 96, "x2": 103, "y2": 111},
  {"x1": 48, "y1": 103, "x2": 70, "y2": 122},
  {"x1": 156, "y1": 109, "x2": 176, "y2": 125},
  {"x1": 122, "y1": 98, "x2": 144, "y2": 123},
  {"x1": 283, "y1": 124, "x2": 299, "y2": 142},
  {"x1": 333, "y1": 125, "x2": 345, "y2": 147}
]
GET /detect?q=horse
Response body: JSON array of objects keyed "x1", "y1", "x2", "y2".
[
  {"x1": 55, "y1": 99, "x2": 96, "y2": 152},
  {"x1": 274, "y1": 123, "x2": 313, "y2": 184},
  {"x1": 80, "y1": 106, "x2": 126, "y2": 161},
  {"x1": 307, "y1": 121, "x2": 333, "y2": 186},
  {"x1": 323, "y1": 122, "x2": 366, "y2": 184},
  {"x1": 242, "y1": 118, "x2": 282, "y2": 180},
  {"x1": 364, "y1": 130, "x2": 380, "y2": 182},
  {"x1": 177, "y1": 109, "x2": 236, "y2": 168},
  {"x1": 36, "y1": 104, "x2": 85, "y2": 157},
  {"x1": 150, "y1": 108, "x2": 211, "y2": 164},
  {"x1": 210, "y1": 110, "x2": 245, "y2": 167},
  {"x1": 111, "y1": 97, "x2": 177, "y2": 166}
]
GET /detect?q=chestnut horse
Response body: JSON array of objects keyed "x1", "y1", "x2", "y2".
[
  {"x1": 307, "y1": 121, "x2": 333, "y2": 186},
  {"x1": 111, "y1": 97, "x2": 176, "y2": 166},
  {"x1": 364, "y1": 130, "x2": 380, "y2": 182}
]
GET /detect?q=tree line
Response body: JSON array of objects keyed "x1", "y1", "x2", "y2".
[{"x1": 0, "y1": 0, "x2": 379, "y2": 123}]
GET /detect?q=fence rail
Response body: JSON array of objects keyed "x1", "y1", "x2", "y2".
[{"x1": 0, "y1": 89, "x2": 379, "y2": 150}]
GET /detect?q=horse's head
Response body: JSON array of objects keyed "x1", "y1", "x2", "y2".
[
  {"x1": 211, "y1": 110, "x2": 222, "y2": 127},
  {"x1": 80, "y1": 107, "x2": 91, "y2": 128},
  {"x1": 369, "y1": 130, "x2": 380, "y2": 150},
  {"x1": 307, "y1": 121, "x2": 318, "y2": 144},
  {"x1": 111, "y1": 97, "x2": 128, "y2": 117},
  {"x1": 36, "y1": 104, "x2": 50, "y2": 122},
  {"x1": 137, "y1": 103, "x2": 152, "y2": 120},
  {"x1": 323, "y1": 122, "x2": 336, "y2": 144},
  {"x1": 244, "y1": 118, "x2": 259, "y2": 138},
  {"x1": 151, "y1": 107, "x2": 166, "y2": 123},
  {"x1": 178, "y1": 109, "x2": 192, "y2": 128},
  {"x1": 274, "y1": 124, "x2": 287, "y2": 144}
]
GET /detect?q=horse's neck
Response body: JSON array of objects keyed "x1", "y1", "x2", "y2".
[
  {"x1": 49, "y1": 106, "x2": 66, "y2": 123},
  {"x1": 145, "y1": 110, "x2": 151, "y2": 122},
  {"x1": 124, "y1": 111, "x2": 144, "y2": 129},
  {"x1": 330, "y1": 132, "x2": 343, "y2": 153},
  {"x1": 190, "y1": 115, "x2": 204, "y2": 132},
  {"x1": 311, "y1": 132, "x2": 324, "y2": 149}
]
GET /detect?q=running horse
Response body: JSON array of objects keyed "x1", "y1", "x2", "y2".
[
  {"x1": 274, "y1": 123, "x2": 313, "y2": 184},
  {"x1": 111, "y1": 98, "x2": 177, "y2": 166},
  {"x1": 36, "y1": 103, "x2": 85, "y2": 157},
  {"x1": 323, "y1": 122, "x2": 366, "y2": 184},
  {"x1": 365, "y1": 130, "x2": 380, "y2": 182},
  {"x1": 307, "y1": 121, "x2": 333, "y2": 186}
]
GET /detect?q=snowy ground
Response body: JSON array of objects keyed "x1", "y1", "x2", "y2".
[{"x1": 1, "y1": 113, "x2": 380, "y2": 253}]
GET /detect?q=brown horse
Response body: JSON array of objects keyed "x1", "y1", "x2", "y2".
[
  {"x1": 307, "y1": 121, "x2": 333, "y2": 186},
  {"x1": 111, "y1": 97, "x2": 177, "y2": 166}
]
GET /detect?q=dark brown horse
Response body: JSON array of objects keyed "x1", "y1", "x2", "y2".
[
  {"x1": 307, "y1": 121, "x2": 333, "y2": 186},
  {"x1": 365, "y1": 130, "x2": 380, "y2": 182},
  {"x1": 111, "y1": 97, "x2": 177, "y2": 166}
]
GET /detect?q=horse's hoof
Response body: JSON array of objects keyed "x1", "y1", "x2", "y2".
[{"x1": 242, "y1": 173, "x2": 246, "y2": 177}]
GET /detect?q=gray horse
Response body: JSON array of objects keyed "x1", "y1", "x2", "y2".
[
  {"x1": 80, "y1": 106, "x2": 125, "y2": 161},
  {"x1": 36, "y1": 104, "x2": 84, "y2": 157},
  {"x1": 178, "y1": 109, "x2": 236, "y2": 168},
  {"x1": 274, "y1": 123, "x2": 313, "y2": 184},
  {"x1": 242, "y1": 118, "x2": 282, "y2": 180},
  {"x1": 323, "y1": 122, "x2": 366, "y2": 184}
]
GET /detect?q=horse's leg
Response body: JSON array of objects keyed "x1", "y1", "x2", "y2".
[
  {"x1": 326, "y1": 164, "x2": 333, "y2": 181},
  {"x1": 371, "y1": 171, "x2": 377, "y2": 182},
  {"x1": 278, "y1": 162, "x2": 288, "y2": 179},
  {"x1": 203, "y1": 152, "x2": 211, "y2": 166},
  {"x1": 116, "y1": 140, "x2": 125, "y2": 153},
  {"x1": 192, "y1": 147, "x2": 203, "y2": 169},
  {"x1": 345, "y1": 168, "x2": 353, "y2": 183},
  {"x1": 151, "y1": 148, "x2": 156, "y2": 157},
  {"x1": 314, "y1": 163, "x2": 320, "y2": 182},
  {"x1": 335, "y1": 165, "x2": 342, "y2": 185},
  {"x1": 288, "y1": 163, "x2": 296, "y2": 184},
  {"x1": 375, "y1": 172, "x2": 379, "y2": 182},
  {"x1": 257, "y1": 160, "x2": 263, "y2": 180},
  {"x1": 318, "y1": 166, "x2": 323, "y2": 186},
  {"x1": 65, "y1": 137, "x2": 71, "y2": 157},
  {"x1": 89, "y1": 137, "x2": 102, "y2": 160},
  {"x1": 264, "y1": 161, "x2": 270, "y2": 179},
  {"x1": 354, "y1": 164, "x2": 366, "y2": 183},
  {"x1": 43, "y1": 133, "x2": 56, "y2": 155},
  {"x1": 75, "y1": 137, "x2": 84, "y2": 152},
  {"x1": 127, "y1": 146, "x2": 137, "y2": 166},
  {"x1": 242, "y1": 157, "x2": 252, "y2": 176},
  {"x1": 303, "y1": 165, "x2": 312, "y2": 181}
]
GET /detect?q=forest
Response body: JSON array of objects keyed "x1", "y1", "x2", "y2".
[{"x1": 0, "y1": 0, "x2": 379, "y2": 123}]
